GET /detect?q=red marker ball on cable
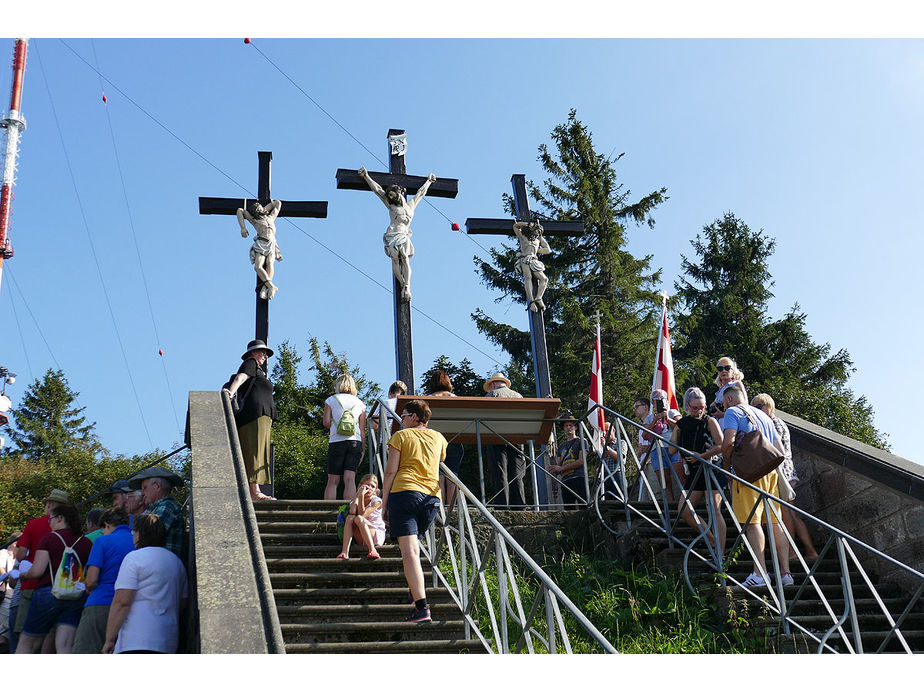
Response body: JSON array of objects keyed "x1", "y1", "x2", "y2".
[
  {"x1": 102, "y1": 95, "x2": 107, "y2": 103},
  {"x1": 158, "y1": 349, "x2": 163, "y2": 356},
  {"x1": 244, "y1": 38, "x2": 251, "y2": 44},
  {"x1": 451, "y1": 222, "x2": 460, "y2": 231}
]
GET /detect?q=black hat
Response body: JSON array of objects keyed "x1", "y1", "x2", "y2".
[
  {"x1": 242, "y1": 339, "x2": 274, "y2": 360},
  {"x1": 128, "y1": 466, "x2": 185, "y2": 490},
  {"x1": 108, "y1": 479, "x2": 131, "y2": 495}
]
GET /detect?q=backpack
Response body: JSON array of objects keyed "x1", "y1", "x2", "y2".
[
  {"x1": 335, "y1": 395, "x2": 358, "y2": 436},
  {"x1": 49, "y1": 532, "x2": 86, "y2": 600}
]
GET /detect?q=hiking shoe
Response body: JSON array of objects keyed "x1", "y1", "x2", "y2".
[
  {"x1": 742, "y1": 572, "x2": 766, "y2": 587},
  {"x1": 781, "y1": 572, "x2": 794, "y2": 586},
  {"x1": 407, "y1": 606, "x2": 431, "y2": 624}
]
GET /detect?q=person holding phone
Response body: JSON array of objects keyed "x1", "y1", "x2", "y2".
[{"x1": 642, "y1": 389, "x2": 683, "y2": 502}]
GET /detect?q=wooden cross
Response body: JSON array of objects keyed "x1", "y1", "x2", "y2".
[
  {"x1": 198, "y1": 151, "x2": 328, "y2": 344},
  {"x1": 465, "y1": 174, "x2": 584, "y2": 399},
  {"x1": 335, "y1": 129, "x2": 459, "y2": 394}
]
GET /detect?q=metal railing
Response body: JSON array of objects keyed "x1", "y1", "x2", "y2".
[
  {"x1": 586, "y1": 402, "x2": 924, "y2": 654},
  {"x1": 366, "y1": 398, "x2": 617, "y2": 653}
]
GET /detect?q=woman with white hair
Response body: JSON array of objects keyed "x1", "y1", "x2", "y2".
[
  {"x1": 670, "y1": 387, "x2": 727, "y2": 557},
  {"x1": 751, "y1": 393, "x2": 819, "y2": 563},
  {"x1": 323, "y1": 373, "x2": 367, "y2": 501}
]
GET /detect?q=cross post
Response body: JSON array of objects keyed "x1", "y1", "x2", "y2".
[
  {"x1": 198, "y1": 151, "x2": 328, "y2": 344},
  {"x1": 465, "y1": 174, "x2": 584, "y2": 398},
  {"x1": 336, "y1": 129, "x2": 459, "y2": 394}
]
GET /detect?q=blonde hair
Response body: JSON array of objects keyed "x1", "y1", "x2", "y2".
[
  {"x1": 334, "y1": 373, "x2": 357, "y2": 395},
  {"x1": 358, "y1": 474, "x2": 381, "y2": 495},
  {"x1": 713, "y1": 356, "x2": 745, "y2": 387},
  {"x1": 750, "y1": 393, "x2": 776, "y2": 418}
]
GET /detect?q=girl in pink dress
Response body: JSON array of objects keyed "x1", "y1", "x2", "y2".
[{"x1": 336, "y1": 474, "x2": 386, "y2": 560}]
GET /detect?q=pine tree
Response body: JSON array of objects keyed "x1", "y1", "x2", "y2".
[
  {"x1": 4, "y1": 368, "x2": 102, "y2": 460},
  {"x1": 673, "y1": 212, "x2": 887, "y2": 448},
  {"x1": 473, "y1": 110, "x2": 668, "y2": 413}
]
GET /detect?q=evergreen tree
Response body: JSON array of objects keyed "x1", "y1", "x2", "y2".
[
  {"x1": 3, "y1": 368, "x2": 103, "y2": 460},
  {"x1": 673, "y1": 212, "x2": 887, "y2": 448},
  {"x1": 419, "y1": 355, "x2": 485, "y2": 397},
  {"x1": 473, "y1": 110, "x2": 668, "y2": 414}
]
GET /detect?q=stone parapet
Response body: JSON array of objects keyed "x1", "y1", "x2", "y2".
[{"x1": 778, "y1": 410, "x2": 924, "y2": 593}]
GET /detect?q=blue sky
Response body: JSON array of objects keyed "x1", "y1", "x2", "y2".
[{"x1": 0, "y1": 32, "x2": 921, "y2": 465}]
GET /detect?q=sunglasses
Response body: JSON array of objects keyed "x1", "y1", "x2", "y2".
[{"x1": 716, "y1": 365, "x2": 732, "y2": 372}]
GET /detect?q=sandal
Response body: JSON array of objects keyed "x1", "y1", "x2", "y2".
[
  {"x1": 742, "y1": 572, "x2": 766, "y2": 587},
  {"x1": 336, "y1": 552, "x2": 349, "y2": 560},
  {"x1": 366, "y1": 551, "x2": 381, "y2": 560},
  {"x1": 253, "y1": 493, "x2": 276, "y2": 501}
]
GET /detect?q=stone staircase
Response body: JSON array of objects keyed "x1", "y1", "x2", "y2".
[
  {"x1": 599, "y1": 500, "x2": 924, "y2": 653},
  {"x1": 256, "y1": 499, "x2": 486, "y2": 654}
]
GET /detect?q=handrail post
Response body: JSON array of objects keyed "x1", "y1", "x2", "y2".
[
  {"x1": 475, "y1": 419, "x2": 487, "y2": 504},
  {"x1": 496, "y1": 531, "x2": 509, "y2": 653},
  {"x1": 528, "y1": 440, "x2": 540, "y2": 510}
]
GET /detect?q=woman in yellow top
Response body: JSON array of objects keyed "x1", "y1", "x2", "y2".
[{"x1": 382, "y1": 399, "x2": 447, "y2": 624}]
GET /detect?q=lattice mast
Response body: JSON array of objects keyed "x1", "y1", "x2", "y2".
[{"x1": 0, "y1": 38, "x2": 28, "y2": 295}]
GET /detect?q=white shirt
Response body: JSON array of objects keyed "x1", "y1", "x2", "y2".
[
  {"x1": 326, "y1": 393, "x2": 365, "y2": 443},
  {"x1": 114, "y1": 546, "x2": 188, "y2": 653}
]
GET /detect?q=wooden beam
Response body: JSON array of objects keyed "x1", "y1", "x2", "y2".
[
  {"x1": 198, "y1": 197, "x2": 328, "y2": 218},
  {"x1": 464, "y1": 217, "x2": 584, "y2": 236},
  {"x1": 335, "y1": 169, "x2": 459, "y2": 198}
]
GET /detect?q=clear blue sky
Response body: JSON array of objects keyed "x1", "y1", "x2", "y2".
[{"x1": 1, "y1": 31, "x2": 921, "y2": 465}]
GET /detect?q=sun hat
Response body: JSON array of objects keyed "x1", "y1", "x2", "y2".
[
  {"x1": 128, "y1": 466, "x2": 185, "y2": 490},
  {"x1": 483, "y1": 372, "x2": 512, "y2": 393},
  {"x1": 44, "y1": 489, "x2": 69, "y2": 504},
  {"x1": 241, "y1": 339, "x2": 274, "y2": 360}
]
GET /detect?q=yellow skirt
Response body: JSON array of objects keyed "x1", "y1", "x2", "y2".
[{"x1": 238, "y1": 415, "x2": 272, "y2": 485}]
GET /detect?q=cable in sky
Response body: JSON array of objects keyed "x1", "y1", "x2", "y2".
[
  {"x1": 89, "y1": 39, "x2": 183, "y2": 437},
  {"x1": 243, "y1": 39, "x2": 498, "y2": 259},
  {"x1": 34, "y1": 40, "x2": 154, "y2": 450},
  {"x1": 5, "y1": 268, "x2": 34, "y2": 382},
  {"x1": 56, "y1": 40, "x2": 504, "y2": 372}
]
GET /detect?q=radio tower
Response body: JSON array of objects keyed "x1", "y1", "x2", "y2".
[{"x1": 0, "y1": 38, "x2": 28, "y2": 296}]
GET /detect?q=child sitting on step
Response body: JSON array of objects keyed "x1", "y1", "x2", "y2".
[{"x1": 337, "y1": 474, "x2": 386, "y2": 560}]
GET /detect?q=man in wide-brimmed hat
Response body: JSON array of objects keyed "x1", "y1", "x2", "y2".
[
  {"x1": 107, "y1": 479, "x2": 132, "y2": 511},
  {"x1": 482, "y1": 373, "x2": 527, "y2": 509},
  {"x1": 550, "y1": 413, "x2": 588, "y2": 507},
  {"x1": 129, "y1": 467, "x2": 187, "y2": 562}
]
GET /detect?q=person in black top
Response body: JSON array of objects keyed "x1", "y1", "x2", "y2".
[
  {"x1": 223, "y1": 339, "x2": 277, "y2": 501},
  {"x1": 669, "y1": 387, "x2": 726, "y2": 558}
]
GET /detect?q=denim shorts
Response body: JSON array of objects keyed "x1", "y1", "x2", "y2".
[
  {"x1": 327, "y1": 439, "x2": 362, "y2": 475},
  {"x1": 387, "y1": 490, "x2": 440, "y2": 539},
  {"x1": 21, "y1": 586, "x2": 86, "y2": 637}
]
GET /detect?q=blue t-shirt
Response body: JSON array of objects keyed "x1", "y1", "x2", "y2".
[
  {"x1": 85, "y1": 524, "x2": 136, "y2": 607},
  {"x1": 722, "y1": 404, "x2": 780, "y2": 445}
]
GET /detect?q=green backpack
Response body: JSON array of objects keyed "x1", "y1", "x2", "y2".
[{"x1": 335, "y1": 395, "x2": 358, "y2": 436}]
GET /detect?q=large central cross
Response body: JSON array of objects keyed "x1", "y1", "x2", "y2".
[
  {"x1": 336, "y1": 129, "x2": 459, "y2": 394},
  {"x1": 198, "y1": 151, "x2": 328, "y2": 344},
  {"x1": 466, "y1": 174, "x2": 583, "y2": 398}
]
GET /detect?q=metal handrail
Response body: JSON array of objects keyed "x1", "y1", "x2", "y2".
[
  {"x1": 585, "y1": 402, "x2": 924, "y2": 654},
  {"x1": 368, "y1": 401, "x2": 617, "y2": 653}
]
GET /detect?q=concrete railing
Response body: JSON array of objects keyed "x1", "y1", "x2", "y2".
[
  {"x1": 186, "y1": 390, "x2": 285, "y2": 653},
  {"x1": 779, "y1": 410, "x2": 924, "y2": 593}
]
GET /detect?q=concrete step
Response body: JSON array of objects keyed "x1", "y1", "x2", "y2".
[
  {"x1": 265, "y1": 557, "x2": 413, "y2": 573},
  {"x1": 269, "y1": 570, "x2": 434, "y2": 587},
  {"x1": 276, "y1": 603, "x2": 462, "y2": 622},
  {"x1": 272, "y1": 586, "x2": 455, "y2": 604},
  {"x1": 285, "y1": 638, "x2": 486, "y2": 654},
  {"x1": 281, "y1": 618, "x2": 468, "y2": 643},
  {"x1": 262, "y1": 544, "x2": 402, "y2": 558}
]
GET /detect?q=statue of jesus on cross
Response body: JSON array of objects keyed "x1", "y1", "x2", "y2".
[{"x1": 237, "y1": 200, "x2": 282, "y2": 300}]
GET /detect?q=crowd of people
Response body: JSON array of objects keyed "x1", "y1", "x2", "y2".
[{"x1": 0, "y1": 465, "x2": 189, "y2": 654}]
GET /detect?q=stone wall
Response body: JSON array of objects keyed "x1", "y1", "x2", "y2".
[{"x1": 778, "y1": 411, "x2": 924, "y2": 594}]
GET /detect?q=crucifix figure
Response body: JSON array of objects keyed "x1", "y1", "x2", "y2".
[
  {"x1": 357, "y1": 166, "x2": 437, "y2": 302},
  {"x1": 512, "y1": 219, "x2": 552, "y2": 312},
  {"x1": 237, "y1": 200, "x2": 282, "y2": 300},
  {"x1": 199, "y1": 151, "x2": 328, "y2": 343},
  {"x1": 466, "y1": 174, "x2": 583, "y2": 398},
  {"x1": 336, "y1": 129, "x2": 459, "y2": 392}
]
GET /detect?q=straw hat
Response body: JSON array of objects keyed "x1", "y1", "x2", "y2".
[{"x1": 483, "y1": 372, "x2": 511, "y2": 393}]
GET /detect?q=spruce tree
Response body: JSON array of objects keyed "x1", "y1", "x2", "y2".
[
  {"x1": 4, "y1": 368, "x2": 102, "y2": 460},
  {"x1": 673, "y1": 212, "x2": 887, "y2": 448},
  {"x1": 473, "y1": 110, "x2": 668, "y2": 414},
  {"x1": 419, "y1": 355, "x2": 485, "y2": 397}
]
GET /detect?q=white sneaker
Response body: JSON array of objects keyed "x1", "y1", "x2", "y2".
[
  {"x1": 742, "y1": 572, "x2": 766, "y2": 587},
  {"x1": 781, "y1": 572, "x2": 794, "y2": 586}
]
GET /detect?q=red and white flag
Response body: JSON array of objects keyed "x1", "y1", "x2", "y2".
[
  {"x1": 586, "y1": 320, "x2": 606, "y2": 453},
  {"x1": 652, "y1": 297, "x2": 679, "y2": 412}
]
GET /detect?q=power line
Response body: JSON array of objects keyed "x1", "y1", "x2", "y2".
[
  {"x1": 90, "y1": 40, "x2": 183, "y2": 437},
  {"x1": 4, "y1": 268, "x2": 34, "y2": 382},
  {"x1": 57, "y1": 39, "x2": 504, "y2": 370},
  {"x1": 34, "y1": 40, "x2": 154, "y2": 450}
]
